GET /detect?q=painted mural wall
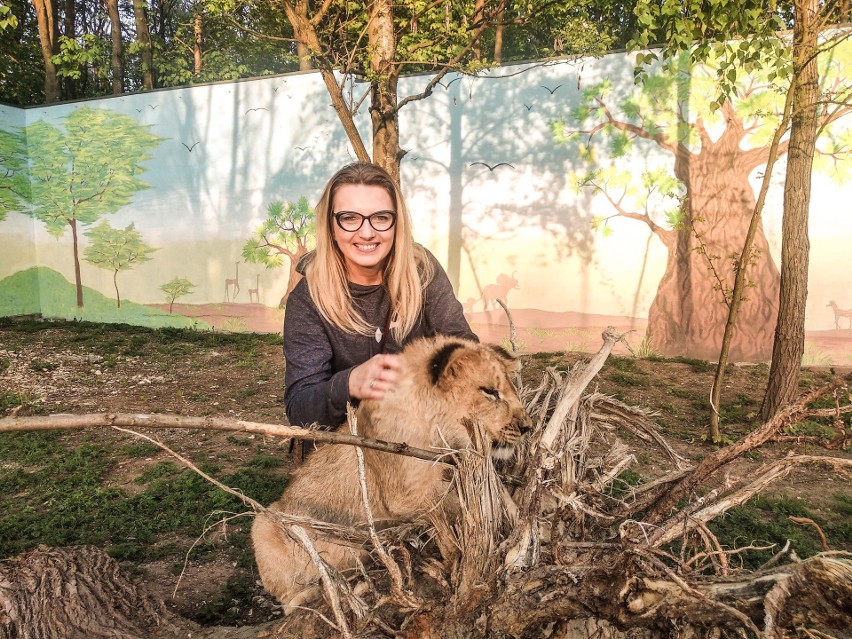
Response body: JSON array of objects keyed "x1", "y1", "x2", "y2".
[{"x1": 1, "y1": 45, "x2": 851, "y2": 364}]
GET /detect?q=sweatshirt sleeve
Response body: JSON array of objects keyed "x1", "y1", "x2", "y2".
[
  {"x1": 283, "y1": 281, "x2": 352, "y2": 428},
  {"x1": 422, "y1": 249, "x2": 479, "y2": 342}
]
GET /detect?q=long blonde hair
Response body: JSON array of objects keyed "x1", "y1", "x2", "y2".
[{"x1": 306, "y1": 162, "x2": 433, "y2": 342}]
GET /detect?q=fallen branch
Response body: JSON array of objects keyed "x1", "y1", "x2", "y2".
[
  {"x1": 0, "y1": 412, "x2": 445, "y2": 463},
  {"x1": 645, "y1": 375, "x2": 851, "y2": 523},
  {"x1": 648, "y1": 455, "x2": 852, "y2": 547}
]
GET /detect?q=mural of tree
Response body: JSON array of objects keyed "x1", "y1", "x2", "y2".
[
  {"x1": 83, "y1": 220, "x2": 156, "y2": 308},
  {"x1": 160, "y1": 277, "x2": 196, "y2": 314},
  {"x1": 0, "y1": 127, "x2": 30, "y2": 221},
  {"x1": 242, "y1": 197, "x2": 314, "y2": 308},
  {"x1": 24, "y1": 106, "x2": 162, "y2": 308},
  {"x1": 556, "y1": 63, "x2": 799, "y2": 362}
]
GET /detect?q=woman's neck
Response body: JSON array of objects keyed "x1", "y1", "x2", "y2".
[{"x1": 347, "y1": 266, "x2": 383, "y2": 286}]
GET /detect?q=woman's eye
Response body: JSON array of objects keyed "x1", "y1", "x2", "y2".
[
  {"x1": 480, "y1": 387, "x2": 500, "y2": 400},
  {"x1": 374, "y1": 214, "x2": 392, "y2": 224},
  {"x1": 340, "y1": 214, "x2": 359, "y2": 223}
]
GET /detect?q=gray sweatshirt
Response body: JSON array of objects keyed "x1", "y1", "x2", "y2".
[{"x1": 283, "y1": 248, "x2": 477, "y2": 428}]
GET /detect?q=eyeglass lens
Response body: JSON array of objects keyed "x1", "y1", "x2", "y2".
[{"x1": 334, "y1": 210, "x2": 396, "y2": 232}]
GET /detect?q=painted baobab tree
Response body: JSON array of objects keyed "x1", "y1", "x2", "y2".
[{"x1": 554, "y1": 49, "x2": 851, "y2": 361}]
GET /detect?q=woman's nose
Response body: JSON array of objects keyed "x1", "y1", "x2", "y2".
[{"x1": 358, "y1": 221, "x2": 376, "y2": 238}]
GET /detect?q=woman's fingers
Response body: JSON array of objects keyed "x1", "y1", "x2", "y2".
[{"x1": 350, "y1": 354, "x2": 402, "y2": 400}]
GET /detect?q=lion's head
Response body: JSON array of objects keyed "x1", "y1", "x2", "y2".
[{"x1": 424, "y1": 339, "x2": 531, "y2": 458}]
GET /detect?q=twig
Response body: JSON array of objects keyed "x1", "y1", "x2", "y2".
[
  {"x1": 288, "y1": 525, "x2": 353, "y2": 638},
  {"x1": 174, "y1": 511, "x2": 252, "y2": 598},
  {"x1": 788, "y1": 516, "x2": 830, "y2": 551},
  {"x1": 630, "y1": 548, "x2": 762, "y2": 637},
  {"x1": 348, "y1": 406, "x2": 421, "y2": 609},
  {"x1": 645, "y1": 376, "x2": 850, "y2": 524},
  {"x1": 494, "y1": 298, "x2": 519, "y2": 354},
  {"x1": 758, "y1": 540, "x2": 792, "y2": 571}
]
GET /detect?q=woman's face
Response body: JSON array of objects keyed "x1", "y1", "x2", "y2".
[{"x1": 331, "y1": 183, "x2": 396, "y2": 285}]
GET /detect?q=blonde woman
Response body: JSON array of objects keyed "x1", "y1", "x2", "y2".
[{"x1": 284, "y1": 162, "x2": 477, "y2": 429}]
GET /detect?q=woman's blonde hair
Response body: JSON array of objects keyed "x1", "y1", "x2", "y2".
[{"x1": 306, "y1": 162, "x2": 433, "y2": 341}]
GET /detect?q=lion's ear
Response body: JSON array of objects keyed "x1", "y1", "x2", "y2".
[{"x1": 428, "y1": 342, "x2": 473, "y2": 386}]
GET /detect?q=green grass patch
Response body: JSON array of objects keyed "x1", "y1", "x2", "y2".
[
  {"x1": 0, "y1": 440, "x2": 289, "y2": 563},
  {"x1": 647, "y1": 355, "x2": 714, "y2": 373},
  {"x1": 119, "y1": 441, "x2": 161, "y2": 457},
  {"x1": 0, "y1": 431, "x2": 60, "y2": 465},
  {"x1": 604, "y1": 469, "x2": 643, "y2": 500},
  {"x1": 708, "y1": 495, "x2": 849, "y2": 569},
  {"x1": 718, "y1": 393, "x2": 758, "y2": 425},
  {"x1": 668, "y1": 386, "x2": 701, "y2": 400},
  {"x1": 607, "y1": 356, "x2": 639, "y2": 372},
  {"x1": 608, "y1": 371, "x2": 650, "y2": 387}
]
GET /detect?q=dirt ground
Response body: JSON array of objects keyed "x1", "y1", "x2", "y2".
[{"x1": 0, "y1": 318, "x2": 850, "y2": 630}]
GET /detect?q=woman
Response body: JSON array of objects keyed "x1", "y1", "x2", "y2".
[{"x1": 284, "y1": 162, "x2": 477, "y2": 429}]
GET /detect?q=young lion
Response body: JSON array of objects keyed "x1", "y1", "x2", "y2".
[{"x1": 252, "y1": 335, "x2": 531, "y2": 610}]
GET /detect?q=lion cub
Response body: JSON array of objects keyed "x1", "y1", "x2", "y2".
[{"x1": 252, "y1": 335, "x2": 531, "y2": 610}]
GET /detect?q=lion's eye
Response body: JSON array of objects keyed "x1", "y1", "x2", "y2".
[{"x1": 480, "y1": 387, "x2": 500, "y2": 401}]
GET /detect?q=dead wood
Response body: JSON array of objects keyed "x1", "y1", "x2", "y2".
[
  {"x1": 0, "y1": 412, "x2": 445, "y2": 462},
  {"x1": 644, "y1": 375, "x2": 852, "y2": 524},
  {"x1": 2, "y1": 329, "x2": 850, "y2": 639},
  {"x1": 0, "y1": 545, "x2": 192, "y2": 639}
]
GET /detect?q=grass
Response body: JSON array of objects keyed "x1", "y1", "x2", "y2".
[
  {"x1": 0, "y1": 432, "x2": 288, "y2": 577},
  {"x1": 708, "y1": 494, "x2": 852, "y2": 569}
]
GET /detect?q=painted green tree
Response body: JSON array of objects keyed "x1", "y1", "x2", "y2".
[
  {"x1": 555, "y1": 45, "x2": 851, "y2": 362},
  {"x1": 0, "y1": 126, "x2": 30, "y2": 222},
  {"x1": 25, "y1": 106, "x2": 162, "y2": 308},
  {"x1": 160, "y1": 276, "x2": 196, "y2": 314},
  {"x1": 242, "y1": 197, "x2": 314, "y2": 308},
  {"x1": 83, "y1": 220, "x2": 157, "y2": 308}
]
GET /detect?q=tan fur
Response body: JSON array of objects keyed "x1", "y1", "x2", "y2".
[{"x1": 252, "y1": 335, "x2": 531, "y2": 610}]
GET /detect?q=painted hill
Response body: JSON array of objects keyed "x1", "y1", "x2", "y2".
[{"x1": 0, "y1": 267, "x2": 207, "y2": 329}]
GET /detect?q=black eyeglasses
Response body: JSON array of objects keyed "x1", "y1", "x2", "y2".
[{"x1": 333, "y1": 210, "x2": 397, "y2": 232}]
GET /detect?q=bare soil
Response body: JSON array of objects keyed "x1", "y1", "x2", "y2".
[{"x1": 0, "y1": 318, "x2": 849, "y2": 631}]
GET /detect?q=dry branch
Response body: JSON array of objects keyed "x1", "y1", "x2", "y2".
[
  {"x1": 0, "y1": 412, "x2": 445, "y2": 462},
  {"x1": 645, "y1": 375, "x2": 851, "y2": 523}
]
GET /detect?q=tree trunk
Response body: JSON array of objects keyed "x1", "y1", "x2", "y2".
[
  {"x1": 70, "y1": 218, "x2": 84, "y2": 307},
  {"x1": 31, "y1": 0, "x2": 60, "y2": 103},
  {"x1": 493, "y1": 5, "x2": 504, "y2": 64},
  {"x1": 472, "y1": 0, "x2": 485, "y2": 59},
  {"x1": 113, "y1": 269, "x2": 121, "y2": 308},
  {"x1": 279, "y1": 243, "x2": 308, "y2": 308},
  {"x1": 296, "y1": 40, "x2": 311, "y2": 71},
  {"x1": 0, "y1": 545, "x2": 192, "y2": 638},
  {"x1": 367, "y1": 0, "x2": 401, "y2": 183},
  {"x1": 62, "y1": 0, "x2": 76, "y2": 99},
  {"x1": 133, "y1": 0, "x2": 155, "y2": 90},
  {"x1": 193, "y1": 12, "x2": 202, "y2": 76},
  {"x1": 104, "y1": 0, "x2": 123, "y2": 95},
  {"x1": 647, "y1": 146, "x2": 780, "y2": 362},
  {"x1": 760, "y1": 0, "x2": 821, "y2": 420}
]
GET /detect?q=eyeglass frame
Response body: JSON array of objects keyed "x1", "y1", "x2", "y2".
[{"x1": 333, "y1": 209, "x2": 397, "y2": 232}]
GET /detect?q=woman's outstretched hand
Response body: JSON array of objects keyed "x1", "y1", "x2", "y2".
[{"x1": 349, "y1": 354, "x2": 402, "y2": 400}]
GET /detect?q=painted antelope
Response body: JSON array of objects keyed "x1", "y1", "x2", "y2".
[{"x1": 827, "y1": 301, "x2": 852, "y2": 330}]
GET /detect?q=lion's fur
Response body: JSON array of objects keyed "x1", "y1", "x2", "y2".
[{"x1": 251, "y1": 335, "x2": 531, "y2": 610}]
